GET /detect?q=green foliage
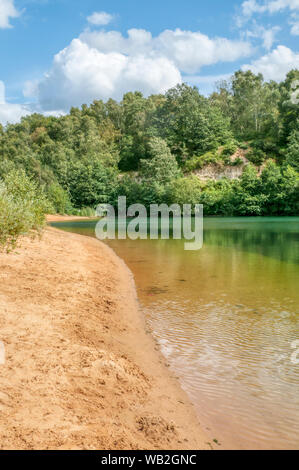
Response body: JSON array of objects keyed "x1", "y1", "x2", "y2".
[
  {"x1": 139, "y1": 137, "x2": 180, "y2": 184},
  {"x1": 67, "y1": 159, "x2": 118, "y2": 208},
  {"x1": 0, "y1": 169, "x2": 51, "y2": 251},
  {"x1": 154, "y1": 84, "x2": 233, "y2": 164},
  {"x1": 285, "y1": 124, "x2": 299, "y2": 171},
  {"x1": 168, "y1": 175, "x2": 202, "y2": 206},
  {"x1": 214, "y1": 70, "x2": 281, "y2": 142},
  {"x1": 278, "y1": 69, "x2": 299, "y2": 144},
  {"x1": 184, "y1": 151, "x2": 220, "y2": 172},
  {"x1": 69, "y1": 206, "x2": 96, "y2": 217},
  {"x1": 0, "y1": 70, "x2": 298, "y2": 219},
  {"x1": 246, "y1": 149, "x2": 267, "y2": 166},
  {"x1": 171, "y1": 162, "x2": 298, "y2": 216},
  {"x1": 239, "y1": 142, "x2": 249, "y2": 150},
  {"x1": 231, "y1": 157, "x2": 244, "y2": 166},
  {"x1": 46, "y1": 182, "x2": 73, "y2": 214},
  {"x1": 221, "y1": 141, "x2": 238, "y2": 157}
]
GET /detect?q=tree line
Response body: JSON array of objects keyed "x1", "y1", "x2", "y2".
[{"x1": 0, "y1": 69, "x2": 298, "y2": 221}]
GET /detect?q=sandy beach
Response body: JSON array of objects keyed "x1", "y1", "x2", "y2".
[{"x1": 0, "y1": 223, "x2": 209, "y2": 450}]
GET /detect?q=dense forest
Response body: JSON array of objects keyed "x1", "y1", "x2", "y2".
[{"x1": 0, "y1": 69, "x2": 298, "y2": 226}]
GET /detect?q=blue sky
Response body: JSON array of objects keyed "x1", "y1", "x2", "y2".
[{"x1": 0, "y1": 0, "x2": 299, "y2": 123}]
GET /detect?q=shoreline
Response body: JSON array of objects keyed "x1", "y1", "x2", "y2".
[
  {"x1": 46, "y1": 214, "x2": 98, "y2": 222},
  {"x1": 0, "y1": 224, "x2": 209, "y2": 450}
]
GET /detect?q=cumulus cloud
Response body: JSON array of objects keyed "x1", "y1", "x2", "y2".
[
  {"x1": 87, "y1": 11, "x2": 114, "y2": 26},
  {"x1": 34, "y1": 38, "x2": 182, "y2": 111},
  {"x1": 0, "y1": 81, "x2": 30, "y2": 125},
  {"x1": 26, "y1": 28, "x2": 252, "y2": 112},
  {"x1": 242, "y1": 45, "x2": 299, "y2": 80},
  {"x1": 80, "y1": 28, "x2": 253, "y2": 74},
  {"x1": 0, "y1": 0, "x2": 20, "y2": 28}
]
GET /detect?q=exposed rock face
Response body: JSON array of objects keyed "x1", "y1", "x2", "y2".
[{"x1": 194, "y1": 149, "x2": 250, "y2": 181}]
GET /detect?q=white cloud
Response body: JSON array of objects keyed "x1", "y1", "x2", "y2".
[
  {"x1": 0, "y1": 0, "x2": 20, "y2": 28},
  {"x1": 245, "y1": 24, "x2": 280, "y2": 49},
  {"x1": 242, "y1": 45, "x2": 299, "y2": 80},
  {"x1": 241, "y1": 0, "x2": 267, "y2": 18},
  {"x1": 237, "y1": 0, "x2": 299, "y2": 29},
  {"x1": 34, "y1": 38, "x2": 182, "y2": 111},
  {"x1": 291, "y1": 20, "x2": 299, "y2": 32},
  {"x1": 155, "y1": 29, "x2": 252, "y2": 74},
  {"x1": 0, "y1": 81, "x2": 30, "y2": 125},
  {"x1": 290, "y1": 13, "x2": 299, "y2": 33},
  {"x1": 262, "y1": 0, "x2": 299, "y2": 13},
  {"x1": 241, "y1": 0, "x2": 299, "y2": 18},
  {"x1": 23, "y1": 79, "x2": 38, "y2": 98},
  {"x1": 0, "y1": 81, "x2": 5, "y2": 103},
  {"x1": 27, "y1": 28, "x2": 252, "y2": 111},
  {"x1": 87, "y1": 11, "x2": 113, "y2": 26},
  {"x1": 261, "y1": 26, "x2": 280, "y2": 48},
  {"x1": 80, "y1": 28, "x2": 253, "y2": 74}
]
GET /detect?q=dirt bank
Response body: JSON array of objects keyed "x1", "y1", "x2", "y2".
[{"x1": 0, "y1": 227, "x2": 209, "y2": 450}]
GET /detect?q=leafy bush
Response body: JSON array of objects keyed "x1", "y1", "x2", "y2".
[
  {"x1": 184, "y1": 151, "x2": 219, "y2": 172},
  {"x1": 223, "y1": 156, "x2": 244, "y2": 166},
  {"x1": 232, "y1": 157, "x2": 244, "y2": 166},
  {"x1": 221, "y1": 141, "x2": 238, "y2": 157},
  {"x1": 70, "y1": 207, "x2": 96, "y2": 217},
  {"x1": 0, "y1": 169, "x2": 51, "y2": 251},
  {"x1": 46, "y1": 182, "x2": 73, "y2": 214},
  {"x1": 246, "y1": 149, "x2": 267, "y2": 166},
  {"x1": 168, "y1": 175, "x2": 202, "y2": 206},
  {"x1": 238, "y1": 142, "x2": 249, "y2": 150}
]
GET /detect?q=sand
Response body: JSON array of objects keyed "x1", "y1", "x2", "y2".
[
  {"x1": 46, "y1": 215, "x2": 97, "y2": 222},
  {"x1": 0, "y1": 224, "x2": 209, "y2": 450}
]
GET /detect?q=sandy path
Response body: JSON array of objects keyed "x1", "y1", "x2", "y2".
[{"x1": 0, "y1": 227, "x2": 209, "y2": 450}]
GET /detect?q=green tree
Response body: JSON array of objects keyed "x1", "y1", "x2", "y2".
[
  {"x1": 67, "y1": 160, "x2": 117, "y2": 208},
  {"x1": 139, "y1": 137, "x2": 180, "y2": 185},
  {"x1": 285, "y1": 123, "x2": 299, "y2": 171}
]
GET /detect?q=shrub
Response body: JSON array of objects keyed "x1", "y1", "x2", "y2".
[
  {"x1": 233, "y1": 157, "x2": 244, "y2": 166},
  {"x1": 72, "y1": 207, "x2": 96, "y2": 217},
  {"x1": 168, "y1": 175, "x2": 202, "y2": 206},
  {"x1": 238, "y1": 142, "x2": 249, "y2": 150},
  {"x1": 221, "y1": 141, "x2": 238, "y2": 157},
  {"x1": 184, "y1": 151, "x2": 219, "y2": 172},
  {"x1": 46, "y1": 182, "x2": 73, "y2": 214},
  {"x1": 246, "y1": 149, "x2": 267, "y2": 166},
  {"x1": 0, "y1": 169, "x2": 51, "y2": 251}
]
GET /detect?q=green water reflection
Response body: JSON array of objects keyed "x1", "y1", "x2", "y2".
[{"x1": 51, "y1": 217, "x2": 299, "y2": 449}]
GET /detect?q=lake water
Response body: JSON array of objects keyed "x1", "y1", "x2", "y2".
[{"x1": 51, "y1": 217, "x2": 299, "y2": 449}]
